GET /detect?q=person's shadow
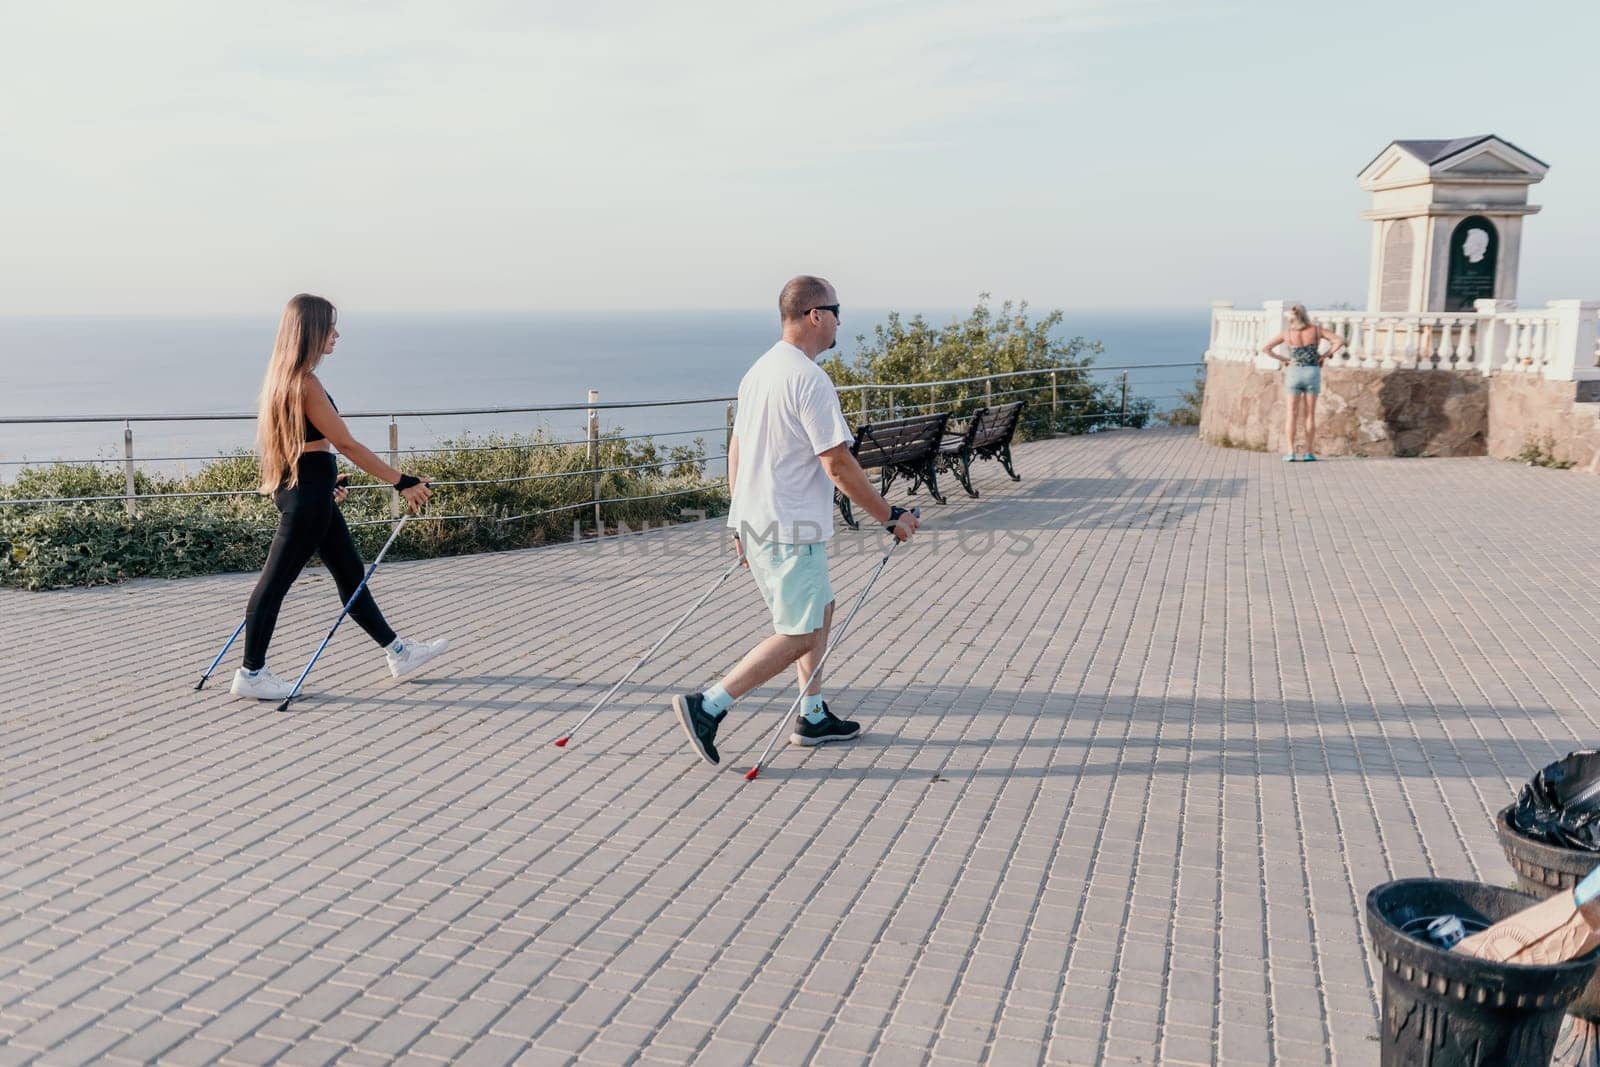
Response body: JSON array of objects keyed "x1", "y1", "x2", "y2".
[{"x1": 1376, "y1": 371, "x2": 1487, "y2": 457}]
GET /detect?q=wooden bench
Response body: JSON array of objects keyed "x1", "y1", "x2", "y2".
[
  {"x1": 835, "y1": 412, "x2": 951, "y2": 530},
  {"x1": 937, "y1": 400, "x2": 1025, "y2": 497}
]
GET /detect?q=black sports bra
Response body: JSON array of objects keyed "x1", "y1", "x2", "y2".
[{"x1": 305, "y1": 390, "x2": 336, "y2": 443}]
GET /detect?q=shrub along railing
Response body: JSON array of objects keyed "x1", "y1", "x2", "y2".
[
  {"x1": 0, "y1": 362, "x2": 1200, "y2": 589},
  {"x1": 838, "y1": 364, "x2": 1185, "y2": 436}
]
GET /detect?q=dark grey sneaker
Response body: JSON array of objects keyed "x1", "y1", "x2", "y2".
[
  {"x1": 672, "y1": 693, "x2": 721, "y2": 766},
  {"x1": 790, "y1": 702, "x2": 861, "y2": 747}
]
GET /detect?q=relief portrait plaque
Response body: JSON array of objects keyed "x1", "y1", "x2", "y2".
[{"x1": 1445, "y1": 216, "x2": 1498, "y2": 311}]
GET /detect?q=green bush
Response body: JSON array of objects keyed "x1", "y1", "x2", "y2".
[
  {"x1": 820, "y1": 294, "x2": 1125, "y2": 438},
  {"x1": 1162, "y1": 372, "x2": 1205, "y2": 427},
  {"x1": 0, "y1": 507, "x2": 277, "y2": 590},
  {"x1": 0, "y1": 431, "x2": 727, "y2": 590}
]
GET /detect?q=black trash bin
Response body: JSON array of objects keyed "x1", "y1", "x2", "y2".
[
  {"x1": 1498, "y1": 805, "x2": 1600, "y2": 1066},
  {"x1": 1506, "y1": 752, "x2": 1600, "y2": 853},
  {"x1": 1367, "y1": 878, "x2": 1600, "y2": 1067}
]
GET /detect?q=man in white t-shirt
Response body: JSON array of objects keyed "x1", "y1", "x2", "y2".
[{"x1": 671, "y1": 275, "x2": 920, "y2": 767}]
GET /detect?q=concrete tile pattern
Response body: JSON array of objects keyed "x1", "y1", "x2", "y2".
[{"x1": 3, "y1": 428, "x2": 1598, "y2": 1065}]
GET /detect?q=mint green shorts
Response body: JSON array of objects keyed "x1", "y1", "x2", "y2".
[
  {"x1": 745, "y1": 541, "x2": 834, "y2": 635},
  {"x1": 1285, "y1": 365, "x2": 1322, "y2": 395}
]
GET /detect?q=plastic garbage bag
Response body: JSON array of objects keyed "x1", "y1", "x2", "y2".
[{"x1": 1509, "y1": 751, "x2": 1600, "y2": 852}]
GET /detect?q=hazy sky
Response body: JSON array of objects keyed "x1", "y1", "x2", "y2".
[{"x1": 3, "y1": 0, "x2": 1595, "y2": 314}]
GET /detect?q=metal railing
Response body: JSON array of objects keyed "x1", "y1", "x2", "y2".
[{"x1": 0, "y1": 361, "x2": 1203, "y2": 527}]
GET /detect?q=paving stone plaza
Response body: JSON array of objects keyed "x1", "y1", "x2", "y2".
[{"x1": 4, "y1": 427, "x2": 1597, "y2": 1065}]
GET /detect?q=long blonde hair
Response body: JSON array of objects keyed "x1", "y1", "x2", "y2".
[
  {"x1": 257, "y1": 294, "x2": 337, "y2": 493},
  {"x1": 1287, "y1": 303, "x2": 1312, "y2": 330}
]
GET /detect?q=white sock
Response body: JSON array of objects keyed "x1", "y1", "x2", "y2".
[{"x1": 702, "y1": 683, "x2": 734, "y2": 720}]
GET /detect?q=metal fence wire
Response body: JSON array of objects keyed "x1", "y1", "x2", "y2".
[{"x1": 0, "y1": 363, "x2": 1202, "y2": 525}]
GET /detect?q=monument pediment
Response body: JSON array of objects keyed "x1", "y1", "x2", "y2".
[
  {"x1": 1360, "y1": 135, "x2": 1547, "y2": 190},
  {"x1": 1358, "y1": 145, "x2": 1431, "y2": 190}
]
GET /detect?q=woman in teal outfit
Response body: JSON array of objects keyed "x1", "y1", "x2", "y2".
[{"x1": 1261, "y1": 303, "x2": 1346, "y2": 462}]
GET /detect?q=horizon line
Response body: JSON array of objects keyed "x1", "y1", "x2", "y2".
[{"x1": 0, "y1": 304, "x2": 1228, "y2": 319}]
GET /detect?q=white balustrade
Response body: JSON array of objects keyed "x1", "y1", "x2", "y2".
[
  {"x1": 1454, "y1": 319, "x2": 1475, "y2": 370},
  {"x1": 1203, "y1": 309, "x2": 1272, "y2": 363},
  {"x1": 1404, "y1": 319, "x2": 1422, "y2": 370},
  {"x1": 1379, "y1": 322, "x2": 1397, "y2": 370},
  {"x1": 1436, "y1": 320, "x2": 1454, "y2": 369},
  {"x1": 1359, "y1": 318, "x2": 1377, "y2": 368},
  {"x1": 1206, "y1": 303, "x2": 1590, "y2": 380},
  {"x1": 1423, "y1": 320, "x2": 1440, "y2": 368}
]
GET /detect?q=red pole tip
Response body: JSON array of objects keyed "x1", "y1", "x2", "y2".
[
  {"x1": 744, "y1": 767, "x2": 760, "y2": 780},
  {"x1": 553, "y1": 737, "x2": 569, "y2": 748}
]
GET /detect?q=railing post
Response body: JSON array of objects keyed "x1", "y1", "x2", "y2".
[
  {"x1": 1051, "y1": 370, "x2": 1059, "y2": 431},
  {"x1": 388, "y1": 418, "x2": 400, "y2": 517},
  {"x1": 1545, "y1": 300, "x2": 1600, "y2": 381},
  {"x1": 861, "y1": 387, "x2": 871, "y2": 426},
  {"x1": 123, "y1": 422, "x2": 137, "y2": 517},
  {"x1": 1258, "y1": 300, "x2": 1287, "y2": 370},
  {"x1": 930, "y1": 385, "x2": 936, "y2": 416},
  {"x1": 1120, "y1": 371, "x2": 1129, "y2": 426},
  {"x1": 1475, "y1": 299, "x2": 1514, "y2": 376},
  {"x1": 725, "y1": 401, "x2": 735, "y2": 455},
  {"x1": 984, "y1": 377, "x2": 993, "y2": 406},
  {"x1": 888, "y1": 389, "x2": 896, "y2": 420},
  {"x1": 588, "y1": 389, "x2": 601, "y2": 536},
  {"x1": 1207, "y1": 299, "x2": 1234, "y2": 358}
]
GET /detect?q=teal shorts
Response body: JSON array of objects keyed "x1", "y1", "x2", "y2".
[
  {"x1": 1285, "y1": 365, "x2": 1322, "y2": 395},
  {"x1": 745, "y1": 541, "x2": 833, "y2": 636}
]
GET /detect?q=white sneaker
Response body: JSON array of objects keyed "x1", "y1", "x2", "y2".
[
  {"x1": 230, "y1": 667, "x2": 294, "y2": 701},
  {"x1": 386, "y1": 637, "x2": 450, "y2": 680}
]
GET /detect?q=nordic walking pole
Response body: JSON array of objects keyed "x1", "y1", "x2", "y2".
[
  {"x1": 743, "y1": 509, "x2": 917, "y2": 782},
  {"x1": 194, "y1": 619, "x2": 247, "y2": 690},
  {"x1": 276, "y1": 512, "x2": 411, "y2": 713},
  {"x1": 201, "y1": 473, "x2": 352, "y2": 692},
  {"x1": 554, "y1": 554, "x2": 742, "y2": 748}
]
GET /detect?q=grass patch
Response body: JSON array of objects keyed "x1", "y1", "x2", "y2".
[
  {"x1": 1515, "y1": 436, "x2": 1574, "y2": 470},
  {"x1": 1213, "y1": 433, "x2": 1268, "y2": 453}
]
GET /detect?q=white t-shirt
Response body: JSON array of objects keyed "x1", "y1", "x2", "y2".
[{"x1": 726, "y1": 340, "x2": 854, "y2": 545}]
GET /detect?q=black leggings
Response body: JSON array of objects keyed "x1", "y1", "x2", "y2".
[{"x1": 243, "y1": 452, "x2": 396, "y2": 670}]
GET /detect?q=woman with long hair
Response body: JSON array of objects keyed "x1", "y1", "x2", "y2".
[
  {"x1": 231, "y1": 294, "x2": 449, "y2": 700},
  {"x1": 1260, "y1": 303, "x2": 1346, "y2": 462}
]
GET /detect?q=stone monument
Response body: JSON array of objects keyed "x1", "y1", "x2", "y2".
[
  {"x1": 1358, "y1": 135, "x2": 1548, "y2": 313},
  {"x1": 1203, "y1": 135, "x2": 1600, "y2": 468}
]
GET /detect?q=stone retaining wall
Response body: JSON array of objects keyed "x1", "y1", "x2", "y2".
[
  {"x1": 1487, "y1": 375, "x2": 1600, "y2": 472},
  {"x1": 1199, "y1": 360, "x2": 1488, "y2": 457},
  {"x1": 1201, "y1": 359, "x2": 1600, "y2": 469}
]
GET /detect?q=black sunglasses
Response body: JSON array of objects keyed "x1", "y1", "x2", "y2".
[{"x1": 809, "y1": 304, "x2": 841, "y2": 320}]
